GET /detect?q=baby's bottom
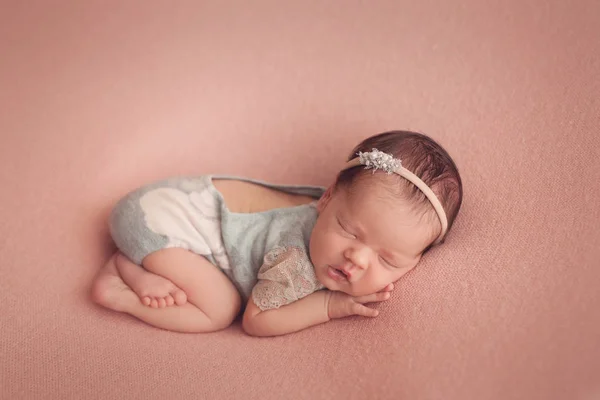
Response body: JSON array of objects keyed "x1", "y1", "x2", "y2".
[{"x1": 91, "y1": 249, "x2": 242, "y2": 333}]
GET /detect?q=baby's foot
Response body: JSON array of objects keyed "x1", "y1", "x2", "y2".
[
  {"x1": 131, "y1": 270, "x2": 188, "y2": 308},
  {"x1": 91, "y1": 254, "x2": 139, "y2": 313},
  {"x1": 116, "y1": 254, "x2": 187, "y2": 308}
]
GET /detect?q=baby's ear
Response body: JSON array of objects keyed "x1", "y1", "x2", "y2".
[{"x1": 317, "y1": 185, "x2": 334, "y2": 212}]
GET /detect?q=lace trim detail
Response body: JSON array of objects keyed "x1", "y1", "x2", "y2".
[{"x1": 252, "y1": 246, "x2": 324, "y2": 311}]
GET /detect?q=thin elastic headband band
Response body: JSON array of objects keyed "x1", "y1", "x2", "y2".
[{"x1": 344, "y1": 148, "x2": 448, "y2": 244}]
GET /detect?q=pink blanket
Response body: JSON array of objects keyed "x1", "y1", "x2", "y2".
[{"x1": 1, "y1": 1, "x2": 598, "y2": 399}]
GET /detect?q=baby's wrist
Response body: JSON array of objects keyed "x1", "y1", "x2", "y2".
[{"x1": 322, "y1": 290, "x2": 333, "y2": 321}]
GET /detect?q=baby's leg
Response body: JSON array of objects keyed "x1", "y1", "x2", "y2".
[
  {"x1": 116, "y1": 254, "x2": 187, "y2": 308},
  {"x1": 92, "y1": 249, "x2": 242, "y2": 333}
]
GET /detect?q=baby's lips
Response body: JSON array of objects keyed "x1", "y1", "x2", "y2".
[{"x1": 333, "y1": 265, "x2": 352, "y2": 279}]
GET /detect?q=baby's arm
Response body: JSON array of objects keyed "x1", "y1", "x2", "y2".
[
  {"x1": 243, "y1": 246, "x2": 394, "y2": 336},
  {"x1": 242, "y1": 290, "x2": 330, "y2": 337},
  {"x1": 242, "y1": 286, "x2": 393, "y2": 337}
]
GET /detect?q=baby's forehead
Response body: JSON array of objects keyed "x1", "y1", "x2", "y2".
[
  {"x1": 341, "y1": 175, "x2": 413, "y2": 209},
  {"x1": 335, "y1": 180, "x2": 438, "y2": 249},
  {"x1": 341, "y1": 191, "x2": 422, "y2": 224}
]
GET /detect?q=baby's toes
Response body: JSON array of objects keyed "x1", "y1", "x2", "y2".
[
  {"x1": 150, "y1": 298, "x2": 159, "y2": 308},
  {"x1": 172, "y1": 289, "x2": 187, "y2": 306},
  {"x1": 157, "y1": 297, "x2": 167, "y2": 308},
  {"x1": 165, "y1": 295, "x2": 175, "y2": 307},
  {"x1": 142, "y1": 296, "x2": 152, "y2": 306}
]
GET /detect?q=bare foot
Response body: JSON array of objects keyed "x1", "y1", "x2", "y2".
[
  {"x1": 91, "y1": 254, "x2": 139, "y2": 312},
  {"x1": 115, "y1": 253, "x2": 187, "y2": 308}
]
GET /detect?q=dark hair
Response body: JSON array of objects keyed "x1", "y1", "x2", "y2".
[{"x1": 335, "y1": 130, "x2": 463, "y2": 246}]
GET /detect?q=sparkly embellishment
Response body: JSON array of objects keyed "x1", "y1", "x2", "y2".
[{"x1": 357, "y1": 148, "x2": 401, "y2": 174}]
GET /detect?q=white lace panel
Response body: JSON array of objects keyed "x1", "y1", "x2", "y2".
[{"x1": 251, "y1": 246, "x2": 325, "y2": 311}]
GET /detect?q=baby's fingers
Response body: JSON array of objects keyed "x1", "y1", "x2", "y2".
[
  {"x1": 351, "y1": 303, "x2": 380, "y2": 318},
  {"x1": 355, "y1": 291, "x2": 391, "y2": 304},
  {"x1": 381, "y1": 283, "x2": 394, "y2": 292}
]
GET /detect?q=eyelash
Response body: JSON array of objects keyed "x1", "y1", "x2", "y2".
[
  {"x1": 337, "y1": 217, "x2": 398, "y2": 268},
  {"x1": 337, "y1": 217, "x2": 356, "y2": 238},
  {"x1": 379, "y1": 256, "x2": 398, "y2": 268}
]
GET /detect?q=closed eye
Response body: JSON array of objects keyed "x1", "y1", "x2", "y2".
[
  {"x1": 379, "y1": 256, "x2": 399, "y2": 269},
  {"x1": 336, "y1": 217, "x2": 356, "y2": 239}
]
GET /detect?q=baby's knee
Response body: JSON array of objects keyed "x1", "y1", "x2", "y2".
[{"x1": 210, "y1": 295, "x2": 242, "y2": 330}]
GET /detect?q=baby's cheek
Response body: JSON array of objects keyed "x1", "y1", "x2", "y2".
[
  {"x1": 384, "y1": 269, "x2": 409, "y2": 288},
  {"x1": 326, "y1": 233, "x2": 347, "y2": 253},
  {"x1": 371, "y1": 271, "x2": 396, "y2": 290},
  {"x1": 310, "y1": 230, "x2": 332, "y2": 260}
]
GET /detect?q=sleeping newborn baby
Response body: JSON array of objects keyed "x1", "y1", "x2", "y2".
[{"x1": 92, "y1": 130, "x2": 463, "y2": 336}]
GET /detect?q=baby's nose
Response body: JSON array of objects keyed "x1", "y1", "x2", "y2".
[{"x1": 344, "y1": 247, "x2": 370, "y2": 270}]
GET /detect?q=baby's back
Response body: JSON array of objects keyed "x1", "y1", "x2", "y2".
[{"x1": 212, "y1": 179, "x2": 316, "y2": 213}]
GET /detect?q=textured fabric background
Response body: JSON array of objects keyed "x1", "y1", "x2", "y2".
[{"x1": 1, "y1": 1, "x2": 599, "y2": 399}]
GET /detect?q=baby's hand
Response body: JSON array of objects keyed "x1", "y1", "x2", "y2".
[{"x1": 326, "y1": 283, "x2": 394, "y2": 320}]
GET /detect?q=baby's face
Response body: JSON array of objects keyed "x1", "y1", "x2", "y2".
[{"x1": 309, "y1": 181, "x2": 436, "y2": 296}]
